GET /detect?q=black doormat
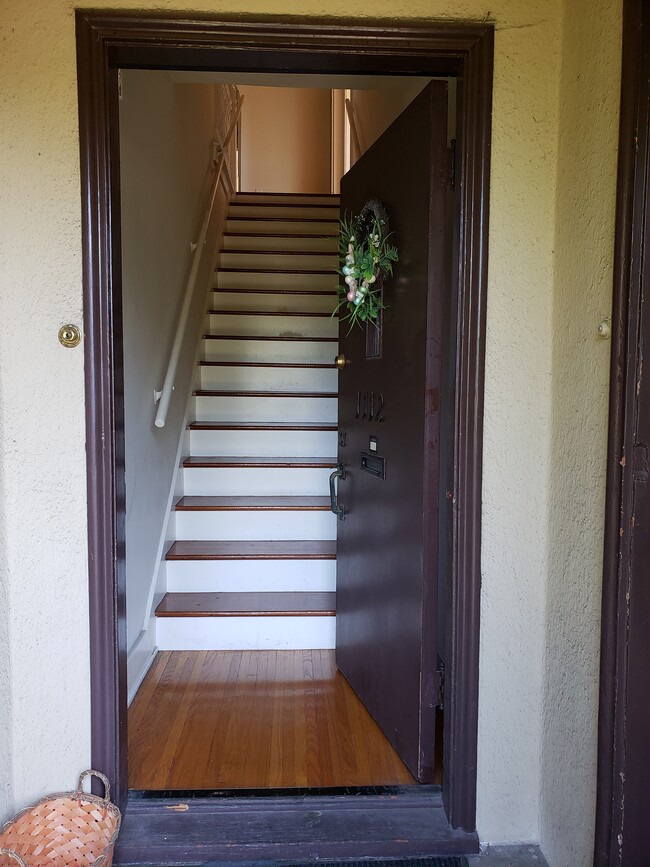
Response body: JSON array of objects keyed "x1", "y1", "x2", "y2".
[
  {"x1": 117, "y1": 859, "x2": 470, "y2": 867},
  {"x1": 144, "y1": 860, "x2": 470, "y2": 867}
]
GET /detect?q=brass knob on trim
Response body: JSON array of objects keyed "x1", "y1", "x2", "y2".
[
  {"x1": 335, "y1": 353, "x2": 348, "y2": 370},
  {"x1": 58, "y1": 324, "x2": 82, "y2": 348}
]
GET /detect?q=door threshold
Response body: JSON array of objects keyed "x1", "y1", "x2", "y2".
[
  {"x1": 115, "y1": 787, "x2": 478, "y2": 865},
  {"x1": 129, "y1": 784, "x2": 431, "y2": 799}
]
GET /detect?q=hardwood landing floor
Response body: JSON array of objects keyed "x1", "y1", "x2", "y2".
[{"x1": 128, "y1": 649, "x2": 417, "y2": 790}]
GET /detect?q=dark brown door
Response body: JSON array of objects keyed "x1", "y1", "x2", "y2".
[{"x1": 335, "y1": 82, "x2": 450, "y2": 783}]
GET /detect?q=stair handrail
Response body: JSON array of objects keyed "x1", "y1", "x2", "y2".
[
  {"x1": 344, "y1": 97, "x2": 364, "y2": 162},
  {"x1": 154, "y1": 93, "x2": 244, "y2": 429}
]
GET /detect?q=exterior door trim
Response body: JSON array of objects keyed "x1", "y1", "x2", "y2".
[
  {"x1": 76, "y1": 11, "x2": 493, "y2": 834},
  {"x1": 595, "y1": 0, "x2": 647, "y2": 863}
]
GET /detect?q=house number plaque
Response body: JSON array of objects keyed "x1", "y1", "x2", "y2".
[{"x1": 355, "y1": 391, "x2": 385, "y2": 423}]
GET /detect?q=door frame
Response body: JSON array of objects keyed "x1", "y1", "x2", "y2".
[
  {"x1": 76, "y1": 11, "x2": 493, "y2": 837},
  {"x1": 595, "y1": 0, "x2": 649, "y2": 863}
]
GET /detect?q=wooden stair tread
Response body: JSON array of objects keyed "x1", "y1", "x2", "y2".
[
  {"x1": 212, "y1": 287, "x2": 335, "y2": 296},
  {"x1": 203, "y1": 334, "x2": 338, "y2": 342},
  {"x1": 182, "y1": 456, "x2": 337, "y2": 468},
  {"x1": 200, "y1": 361, "x2": 336, "y2": 369},
  {"x1": 208, "y1": 308, "x2": 332, "y2": 317},
  {"x1": 194, "y1": 389, "x2": 336, "y2": 398},
  {"x1": 221, "y1": 249, "x2": 335, "y2": 256},
  {"x1": 236, "y1": 191, "x2": 340, "y2": 198},
  {"x1": 217, "y1": 267, "x2": 334, "y2": 275},
  {"x1": 227, "y1": 216, "x2": 338, "y2": 223},
  {"x1": 155, "y1": 591, "x2": 336, "y2": 617},
  {"x1": 189, "y1": 421, "x2": 337, "y2": 431},
  {"x1": 176, "y1": 496, "x2": 331, "y2": 511},
  {"x1": 231, "y1": 200, "x2": 339, "y2": 207},
  {"x1": 166, "y1": 540, "x2": 337, "y2": 560},
  {"x1": 224, "y1": 232, "x2": 338, "y2": 240}
]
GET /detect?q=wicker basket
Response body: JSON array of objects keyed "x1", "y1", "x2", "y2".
[{"x1": 0, "y1": 770, "x2": 121, "y2": 867}]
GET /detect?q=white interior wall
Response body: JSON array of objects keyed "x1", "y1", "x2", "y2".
[
  {"x1": 239, "y1": 86, "x2": 331, "y2": 193},
  {"x1": 119, "y1": 71, "x2": 222, "y2": 691}
]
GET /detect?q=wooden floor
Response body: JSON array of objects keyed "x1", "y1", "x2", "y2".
[{"x1": 128, "y1": 650, "x2": 417, "y2": 790}]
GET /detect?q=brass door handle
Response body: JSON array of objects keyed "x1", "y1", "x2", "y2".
[{"x1": 335, "y1": 353, "x2": 347, "y2": 370}]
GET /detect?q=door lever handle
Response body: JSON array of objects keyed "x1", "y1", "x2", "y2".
[{"x1": 329, "y1": 463, "x2": 346, "y2": 521}]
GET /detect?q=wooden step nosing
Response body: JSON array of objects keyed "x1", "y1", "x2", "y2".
[
  {"x1": 217, "y1": 268, "x2": 335, "y2": 275},
  {"x1": 166, "y1": 552, "x2": 337, "y2": 561},
  {"x1": 236, "y1": 191, "x2": 340, "y2": 198},
  {"x1": 203, "y1": 334, "x2": 338, "y2": 343},
  {"x1": 182, "y1": 457, "x2": 337, "y2": 468},
  {"x1": 224, "y1": 232, "x2": 338, "y2": 240},
  {"x1": 226, "y1": 216, "x2": 339, "y2": 223},
  {"x1": 208, "y1": 309, "x2": 333, "y2": 318},
  {"x1": 166, "y1": 544, "x2": 336, "y2": 561},
  {"x1": 188, "y1": 422, "x2": 338, "y2": 431},
  {"x1": 229, "y1": 201, "x2": 339, "y2": 209},
  {"x1": 155, "y1": 591, "x2": 337, "y2": 618},
  {"x1": 212, "y1": 288, "x2": 336, "y2": 296},
  {"x1": 199, "y1": 361, "x2": 336, "y2": 369},
  {"x1": 194, "y1": 390, "x2": 337, "y2": 398},
  {"x1": 221, "y1": 249, "x2": 335, "y2": 257},
  {"x1": 175, "y1": 496, "x2": 331, "y2": 512}
]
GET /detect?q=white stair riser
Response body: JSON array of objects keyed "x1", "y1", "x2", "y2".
[
  {"x1": 183, "y1": 466, "x2": 334, "y2": 496},
  {"x1": 223, "y1": 235, "x2": 336, "y2": 253},
  {"x1": 203, "y1": 338, "x2": 337, "y2": 364},
  {"x1": 226, "y1": 219, "x2": 337, "y2": 235},
  {"x1": 194, "y1": 395, "x2": 337, "y2": 423},
  {"x1": 235, "y1": 194, "x2": 339, "y2": 206},
  {"x1": 176, "y1": 509, "x2": 337, "y2": 541},
  {"x1": 228, "y1": 204, "x2": 338, "y2": 219},
  {"x1": 211, "y1": 290, "x2": 334, "y2": 314},
  {"x1": 208, "y1": 312, "x2": 338, "y2": 339},
  {"x1": 166, "y1": 559, "x2": 336, "y2": 593},
  {"x1": 156, "y1": 615, "x2": 336, "y2": 651},
  {"x1": 200, "y1": 365, "x2": 338, "y2": 392},
  {"x1": 215, "y1": 270, "x2": 337, "y2": 291},
  {"x1": 220, "y1": 251, "x2": 335, "y2": 270},
  {"x1": 189, "y1": 428, "x2": 337, "y2": 458}
]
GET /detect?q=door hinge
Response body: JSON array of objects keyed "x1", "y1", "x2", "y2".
[
  {"x1": 437, "y1": 662, "x2": 446, "y2": 711},
  {"x1": 448, "y1": 139, "x2": 456, "y2": 191}
]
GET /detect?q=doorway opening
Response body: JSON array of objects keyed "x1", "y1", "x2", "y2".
[
  {"x1": 77, "y1": 12, "x2": 492, "y2": 857},
  {"x1": 121, "y1": 70, "x2": 455, "y2": 793}
]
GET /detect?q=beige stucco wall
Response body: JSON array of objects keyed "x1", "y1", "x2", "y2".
[
  {"x1": 0, "y1": 1, "x2": 621, "y2": 864},
  {"x1": 541, "y1": 1, "x2": 622, "y2": 864}
]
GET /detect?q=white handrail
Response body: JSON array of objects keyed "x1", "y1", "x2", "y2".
[
  {"x1": 344, "y1": 97, "x2": 363, "y2": 161},
  {"x1": 154, "y1": 95, "x2": 244, "y2": 429}
]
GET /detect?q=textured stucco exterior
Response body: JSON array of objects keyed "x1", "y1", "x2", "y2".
[
  {"x1": 541, "y1": 1, "x2": 622, "y2": 864},
  {"x1": 0, "y1": 1, "x2": 621, "y2": 864}
]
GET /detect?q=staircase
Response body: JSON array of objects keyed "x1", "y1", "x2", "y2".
[{"x1": 155, "y1": 192, "x2": 340, "y2": 651}]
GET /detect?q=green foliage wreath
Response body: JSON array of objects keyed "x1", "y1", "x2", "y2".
[{"x1": 333, "y1": 200, "x2": 398, "y2": 332}]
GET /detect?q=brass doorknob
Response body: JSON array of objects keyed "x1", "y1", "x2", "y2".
[{"x1": 335, "y1": 354, "x2": 347, "y2": 370}]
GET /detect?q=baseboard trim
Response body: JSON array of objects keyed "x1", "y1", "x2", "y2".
[{"x1": 127, "y1": 638, "x2": 158, "y2": 706}]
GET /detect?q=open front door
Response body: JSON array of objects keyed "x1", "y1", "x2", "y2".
[{"x1": 335, "y1": 81, "x2": 450, "y2": 783}]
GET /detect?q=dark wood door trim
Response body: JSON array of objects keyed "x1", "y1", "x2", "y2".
[
  {"x1": 595, "y1": 1, "x2": 648, "y2": 863},
  {"x1": 76, "y1": 10, "x2": 493, "y2": 836}
]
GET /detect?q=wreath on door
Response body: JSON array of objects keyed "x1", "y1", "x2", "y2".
[{"x1": 333, "y1": 199, "x2": 398, "y2": 332}]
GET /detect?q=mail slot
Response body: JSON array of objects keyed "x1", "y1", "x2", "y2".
[{"x1": 361, "y1": 451, "x2": 385, "y2": 479}]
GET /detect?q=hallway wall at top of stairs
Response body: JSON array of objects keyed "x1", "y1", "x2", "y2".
[{"x1": 120, "y1": 70, "x2": 232, "y2": 697}]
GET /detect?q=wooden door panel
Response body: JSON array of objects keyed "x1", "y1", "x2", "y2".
[{"x1": 336, "y1": 82, "x2": 449, "y2": 782}]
